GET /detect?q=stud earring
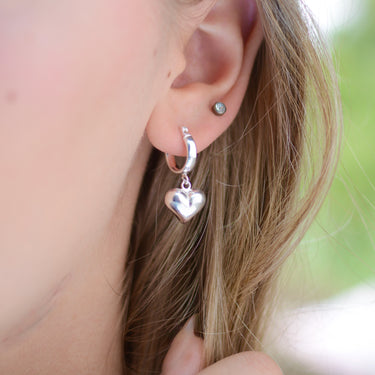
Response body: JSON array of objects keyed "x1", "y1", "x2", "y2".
[
  {"x1": 212, "y1": 101, "x2": 227, "y2": 116},
  {"x1": 164, "y1": 126, "x2": 206, "y2": 223}
]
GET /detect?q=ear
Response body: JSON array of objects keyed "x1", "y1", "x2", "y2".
[{"x1": 146, "y1": 0, "x2": 263, "y2": 156}]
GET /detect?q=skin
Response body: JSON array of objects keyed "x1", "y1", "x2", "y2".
[
  {"x1": 0, "y1": 0, "x2": 279, "y2": 373},
  {"x1": 161, "y1": 315, "x2": 284, "y2": 375}
]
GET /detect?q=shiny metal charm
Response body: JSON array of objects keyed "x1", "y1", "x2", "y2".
[{"x1": 164, "y1": 127, "x2": 206, "y2": 223}]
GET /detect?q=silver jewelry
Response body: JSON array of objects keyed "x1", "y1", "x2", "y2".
[
  {"x1": 164, "y1": 126, "x2": 206, "y2": 223},
  {"x1": 212, "y1": 101, "x2": 227, "y2": 116}
]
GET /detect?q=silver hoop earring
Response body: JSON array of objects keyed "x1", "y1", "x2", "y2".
[{"x1": 164, "y1": 126, "x2": 206, "y2": 223}]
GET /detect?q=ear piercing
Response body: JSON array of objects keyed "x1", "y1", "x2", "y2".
[
  {"x1": 212, "y1": 101, "x2": 227, "y2": 116},
  {"x1": 164, "y1": 126, "x2": 206, "y2": 223},
  {"x1": 163, "y1": 101, "x2": 227, "y2": 223}
]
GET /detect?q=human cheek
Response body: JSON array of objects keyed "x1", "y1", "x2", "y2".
[{"x1": 0, "y1": 0, "x2": 163, "y2": 339}]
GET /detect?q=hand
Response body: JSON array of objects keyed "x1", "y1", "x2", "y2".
[{"x1": 161, "y1": 315, "x2": 283, "y2": 375}]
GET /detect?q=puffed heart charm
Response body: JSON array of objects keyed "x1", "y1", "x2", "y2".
[{"x1": 164, "y1": 187, "x2": 206, "y2": 223}]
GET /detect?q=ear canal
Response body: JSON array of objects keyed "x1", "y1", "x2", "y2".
[
  {"x1": 170, "y1": 19, "x2": 244, "y2": 95},
  {"x1": 171, "y1": 0, "x2": 258, "y2": 92}
]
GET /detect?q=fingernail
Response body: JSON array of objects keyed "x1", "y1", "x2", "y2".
[
  {"x1": 161, "y1": 314, "x2": 204, "y2": 375},
  {"x1": 184, "y1": 314, "x2": 196, "y2": 333}
]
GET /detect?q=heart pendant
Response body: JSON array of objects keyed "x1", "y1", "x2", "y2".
[{"x1": 164, "y1": 188, "x2": 206, "y2": 223}]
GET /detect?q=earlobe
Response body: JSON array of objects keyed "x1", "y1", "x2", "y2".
[{"x1": 146, "y1": 0, "x2": 263, "y2": 157}]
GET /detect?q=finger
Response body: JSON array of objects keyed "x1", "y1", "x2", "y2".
[
  {"x1": 197, "y1": 351, "x2": 283, "y2": 375},
  {"x1": 161, "y1": 314, "x2": 205, "y2": 375}
]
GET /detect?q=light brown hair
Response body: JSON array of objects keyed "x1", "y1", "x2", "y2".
[{"x1": 120, "y1": 0, "x2": 342, "y2": 373}]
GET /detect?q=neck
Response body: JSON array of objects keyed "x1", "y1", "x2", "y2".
[{"x1": 0, "y1": 133, "x2": 153, "y2": 375}]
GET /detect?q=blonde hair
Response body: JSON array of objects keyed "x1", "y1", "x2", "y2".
[{"x1": 120, "y1": 0, "x2": 342, "y2": 373}]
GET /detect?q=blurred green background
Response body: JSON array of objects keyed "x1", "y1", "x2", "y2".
[{"x1": 283, "y1": 0, "x2": 375, "y2": 302}]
